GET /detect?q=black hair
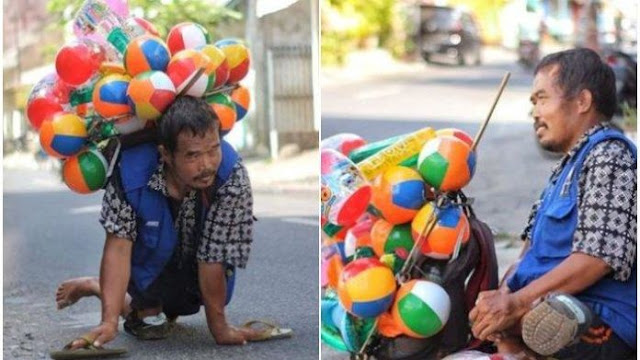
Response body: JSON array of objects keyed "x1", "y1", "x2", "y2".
[
  {"x1": 534, "y1": 48, "x2": 617, "y2": 120},
  {"x1": 157, "y1": 96, "x2": 220, "y2": 153}
]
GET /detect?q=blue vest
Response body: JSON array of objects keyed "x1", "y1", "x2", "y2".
[
  {"x1": 118, "y1": 140, "x2": 239, "y2": 305},
  {"x1": 508, "y1": 128, "x2": 637, "y2": 348}
]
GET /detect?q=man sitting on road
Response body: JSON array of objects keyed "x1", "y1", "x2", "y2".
[
  {"x1": 470, "y1": 48, "x2": 636, "y2": 359},
  {"x1": 56, "y1": 96, "x2": 290, "y2": 350}
]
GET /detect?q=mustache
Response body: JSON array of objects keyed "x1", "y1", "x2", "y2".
[{"x1": 195, "y1": 170, "x2": 216, "y2": 180}]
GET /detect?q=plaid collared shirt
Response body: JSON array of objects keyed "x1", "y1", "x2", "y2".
[
  {"x1": 99, "y1": 160, "x2": 254, "y2": 269},
  {"x1": 520, "y1": 124, "x2": 636, "y2": 281}
]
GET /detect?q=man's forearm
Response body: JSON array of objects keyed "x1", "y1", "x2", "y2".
[
  {"x1": 512, "y1": 252, "x2": 610, "y2": 307},
  {"x1": 199, "y1": 262, "x2": 227, "y2": 331},
  {"x1": 100, "y1": 234, "x2": 132, "y2": 324}
]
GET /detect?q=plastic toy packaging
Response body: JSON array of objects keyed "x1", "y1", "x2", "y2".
[
  {"x1": 441, "y1": 350, "x2": 519, "y2": 360},
  {"x1": 357, "y1": 127, "x2": 436, "y2": 181},
  {"x1": 321, "y1": 149, "x2": 372, "y2": 226}
]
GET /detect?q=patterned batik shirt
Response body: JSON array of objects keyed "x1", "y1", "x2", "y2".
[
  {"x1": 99, "y1": 161, "x2": 254, "y2": 269},
  {"x1": 520, "y1": 124, "x2": 636, "y2": 281}
]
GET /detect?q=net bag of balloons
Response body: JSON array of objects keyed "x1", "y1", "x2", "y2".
[
  {"x1": 320, "y1": 127, "x2": 480, "y2": 355},
  {"x1": 26, "y1": 0, "x2": 254, "y2": 195}
]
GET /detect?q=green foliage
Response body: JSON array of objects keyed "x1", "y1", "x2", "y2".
[
  {"x1": 46, "y1": 0, "x2": 242, "y2": 38},
  {"x1": 322, "y1": 0, "x2": 405, "y2": 65}
]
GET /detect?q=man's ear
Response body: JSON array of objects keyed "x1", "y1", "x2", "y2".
[
  {"x1": 158, "y1": 144, "x2": 171, "y2": 164},
  {"x1": 576, "y1": 89, "x2": 594, "y2": 114}
]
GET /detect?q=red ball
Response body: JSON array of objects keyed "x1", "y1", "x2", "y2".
[
  {"x1": 55, "y1": 39, "x2": 105, "y2": 86},
  {"x1": 26, "y1": 73, "x2": 73, "y2": 130}
]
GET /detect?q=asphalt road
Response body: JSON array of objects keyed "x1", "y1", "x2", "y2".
[
  {"x1": 4, "y1": 169, "x2": 319, "y2": 360},
  {"x1": 320, "y1": 49, "x2": 558, "y2": 359}
]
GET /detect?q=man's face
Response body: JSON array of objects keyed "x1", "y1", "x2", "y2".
[
  {"x1": 530, "y1": 66, "x2": 580, "y2": 153},
  {"x1": 162, "y1": 126, "x2": 222, "y2": 190}
]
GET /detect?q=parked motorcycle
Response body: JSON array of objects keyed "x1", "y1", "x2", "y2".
[{"x1": 517, "y1": 40, "x2": 540, "y2": 69}]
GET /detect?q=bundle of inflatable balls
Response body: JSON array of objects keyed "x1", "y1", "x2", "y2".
[{"x1": 26, "y1": 0, "x2": 252, "y2": 194}]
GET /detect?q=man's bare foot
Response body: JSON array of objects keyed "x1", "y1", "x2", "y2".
[{"x1": 55, "y1": 277, "x2": 100, "y2": 310}]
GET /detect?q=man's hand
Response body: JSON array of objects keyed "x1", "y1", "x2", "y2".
[
  {"x1": 469, "y1": 289, "x2": 530, "y2": 341},
  {"x1": 69, "y1": 321, "x2": 118, "y2": 349}
]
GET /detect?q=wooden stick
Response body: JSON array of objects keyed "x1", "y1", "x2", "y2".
[{"x1": 471, "y1": 72, "x2": 511, "y2": 152}]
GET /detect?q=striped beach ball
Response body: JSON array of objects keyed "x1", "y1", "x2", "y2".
[
  {"x1": 322, "y1": 241, "x2": 345, "y2": 290},
  {"x1": 344, "y1": 218, "x2": 374, "y2": 259},
  {"x1": 39, "y1": 112, "x2": 87, "y2": 159},
  {"x1": 230, "y1": 85, "x2": 250, "y2": 121},
  {"x1": 124, "y1": 36, "x2": 171, "y2": 77},
  {"x1": 321, "y1": 133, "x2": 367, "y2": 158},
  {"x1": 411, "y1": 203, "x2": 470, "y2": 259},
  {"x1": 417, "y1": 136, "x2": 476, "y2": 192},
  {"x1": 392, "y1": 280, "x2": 451, "y2": 338},
  {"x1": 113, "y1": 115, "x2": 149, "y2": 135},
  {"x1": 371, "y1": 219, "x2": 414, "y2": 258},
  {"x1": 371, "y1": 166, "x2": 427, "y2": 224},
  {"x1": 92, "y1": 74, "x2": 132, "y2": 119},
  {"x1": 199, "y1": 44, "x2": 230, "y2": 90},
  {"x1": 435, "y1": 128, "x2": 474, "y2": 148},
  {"x1": 127, "y1": 71, "x2": 176, "y2": 120},
  {"x1": 338, "y1": 258, "x2": 396, "y2": 318},
  {"x1": 205, "y1": 93, "x2": 237, "y2": 134},
  {"x1": 63, "y1": 148, "x2": 109, "y2": 194},
  {"x1": 167, "y1": 49, "x2": 213, "y2": 97},
  {"x1": 215, "y1": 39, "x2": 250, "y2": 84},
  {"x1": 167, "y1": 22, "x2": 210, "y2": 56}
]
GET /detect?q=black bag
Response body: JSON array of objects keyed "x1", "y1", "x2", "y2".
[{"x1": 368, "y1": 196, "x2": 499, "y2": 360}]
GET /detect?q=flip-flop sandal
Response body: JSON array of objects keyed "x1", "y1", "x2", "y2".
[
  {"x1": 49, "y1": 333, "x2": 127, "y2": 360},
  {"x1": 241, "y1": 320, "x2": 293, "y2": 342}
]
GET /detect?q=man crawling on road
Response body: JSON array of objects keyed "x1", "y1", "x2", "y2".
[{"x1": 54, "y1": 96, "x2": 291, "y2": 353}]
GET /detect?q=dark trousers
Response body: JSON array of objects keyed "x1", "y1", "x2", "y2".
[
  {"x1": 128, "y1": 261, "x2": 202, "y2": 319},
  {"x1": 553, "y1": 315, "x2": 635, "y2": 360}
]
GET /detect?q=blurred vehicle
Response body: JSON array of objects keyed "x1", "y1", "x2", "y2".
[
  {"x1": 418, "y1": 5, "x2": 482, "y2": 66},
  {"x1": 517, "y1": 3, "x2": 543, "y2": 69},
  {"x1": 603, "y1": 48, "x2": 637, "y2": 115},
  {"x1": 517, "y1": 40, "x2": 541, "y2": 69}
]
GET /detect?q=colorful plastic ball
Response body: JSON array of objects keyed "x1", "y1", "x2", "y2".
[
  {"x1": 436, "y1": 128, "x2": 474, "y2": 148},
  {"x1": 371, "y1": 166, "x2": 427, "y2": 224},
  {"x1": 322, "y1": 242, "x2": 345, "y2": 289},
  {"x1": 321, "y1": 133, "x2": 367, "y2": 157},
  {"x1": 371, "y1": 220, "x2": 415, "y2": 258},
  {"x1": 338, "y1": 257, "x2": 396, "y2": 318},
  {"x1": 411, "y1": 203, "x2": 470, "y2": 259},
  {"x1": 113, "y1": 115, "x2": 149, "y2": 135},
  {"x1": 199, "y1": 45, "x2": 230, "y2": 90},
  {"x1": 124, "y1": 36, "x2": 171, "y2": 77},
  {"x1": 167, "y1": 49, "x2": 214, "y2": 97},
  {"x1": 206, "y1": 93, "x2": 237, "y2": 134},
  {"x1": 344, "y1": 218, "x2": 374, "y2": 259},
  {"x1": 230, "y1": 85, "x2": 250, "y2": 121},
  {"x1": 215, "y1": 39, "x2": 250, "y2": 84},
  {"x1": 55, "y1": 38, "x2": 106, "y2": 86},
  {"x1": 39, "y1": 112, "x2": 88, "y2": 159},
  {"x1": 167, "y1": 22, "x2": 210, "y2": 56},
  {"x1": 26, "y1": 73, "x2": 72, "y2": 130},
  {"x1": 63, "y1": 149, "x2": 109, "y2": 194},
  {"x1": 127, "y1": 71, "x2": 176, "y2": 120},
  {"x1": 392, "y1": 280, "x2": 451, "y2": 338},
  {"x1": 92, "y1": 74, "x2": 132, "y2": 119},
  {"x1": 417, "y1": 136, "x2": 476, "y2": 192}
]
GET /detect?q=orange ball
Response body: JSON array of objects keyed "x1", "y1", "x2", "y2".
[
  {"x1": 411, "y1": 203, "x2": 470, "y2": 259},
  {"x1": 371, "y1": 166, "x2": 427, "y2": 224}
]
